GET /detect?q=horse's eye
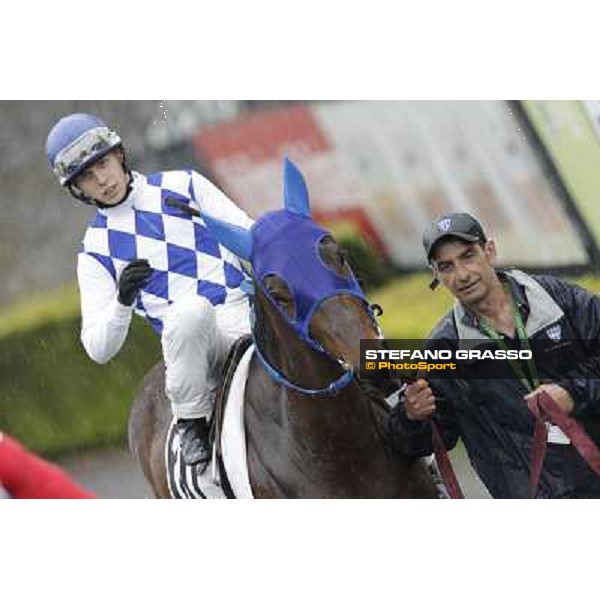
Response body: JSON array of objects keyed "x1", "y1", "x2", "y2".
[
  {"x1": 272, "y1": 292, "x2": 290, "y2": 304},
  {"x1": 273, "y1": 294, "x2": 295, "y2": 319},
  {"x1": 263, "y1": 275, "x2": 296, "y2": 319}
]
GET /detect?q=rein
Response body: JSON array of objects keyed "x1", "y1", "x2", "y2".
[
  {"x1": 527, "y1": 390, "x2": 600, "y2": 498},
  {"x1": 431, "y1": 421, "x2": 465, "y2": 499},
  {"x1": 431, "y1": 390, "x2": 600, "y2": 499}
]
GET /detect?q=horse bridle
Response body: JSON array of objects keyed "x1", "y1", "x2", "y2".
[
  {"x1": 252, "y1": 337, "x2": 356, "y2": 396},
  {"x1": 248, "y1": 280, "x2": 383, "y2": 396}
]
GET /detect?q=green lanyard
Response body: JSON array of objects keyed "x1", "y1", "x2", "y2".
[{"x1": 478, "y1": 286, "x2": 540, "y2": 393}]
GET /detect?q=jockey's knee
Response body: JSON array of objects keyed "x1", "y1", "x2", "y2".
[{"x1": 163, "y1": 296, "x2": 217, "y2": 345}]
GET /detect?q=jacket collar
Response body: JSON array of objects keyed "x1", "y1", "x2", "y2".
[{"x1": 453, "y1": 269, "x2": 564, "y2": 346}]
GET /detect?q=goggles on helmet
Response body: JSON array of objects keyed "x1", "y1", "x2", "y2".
[{"x1": 53, "y1": 126, "x2": 121, "y2": 186}]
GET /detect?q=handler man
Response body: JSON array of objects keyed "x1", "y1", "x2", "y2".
[{"x1": 387, "y1": 212, "x2": 600, "y2": 498}]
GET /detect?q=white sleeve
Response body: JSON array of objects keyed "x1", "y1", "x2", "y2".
[
  {"x1": 190, "y1": 171, "x2": 254, "y2": 230},
  {"x1": 77, "y1": 253, "x2": 134, "y2": 364}
]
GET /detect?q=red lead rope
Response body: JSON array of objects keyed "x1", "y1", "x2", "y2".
[
  {"x1": 526, "y1": 390, "x2": 600, "y2": 498},
  {"x1": 430, "y1": 390, "x2": 600, "y2": 499},
  {"x1": 431, "y1": 421, "x2": 464, "y2": 499}
]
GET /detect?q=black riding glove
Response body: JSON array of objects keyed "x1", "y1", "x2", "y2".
[{"x1": 117, "y1": 259, "x2": 152, "y2": 306}]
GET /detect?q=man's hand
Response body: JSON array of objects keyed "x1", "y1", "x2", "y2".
[
  {"x1": 524, "y1": 383, "x2": 575, "y2": 414},
  {"x1": 404, "y1": 378, "x2": 437, "y2": 421},
  {"x1": 117, "y1": 259, "x2": 152, "y2": 306}
]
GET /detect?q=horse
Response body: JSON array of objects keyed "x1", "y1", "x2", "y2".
[{"x1": 128, "y1": 159, "x2": 438, "y2": 498}]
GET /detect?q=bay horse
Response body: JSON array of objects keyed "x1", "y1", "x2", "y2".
[{"x1": 129, "y1": 159, "x2": 437, "y2": 498}]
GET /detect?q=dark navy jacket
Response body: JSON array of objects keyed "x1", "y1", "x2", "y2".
[{"x1": 387, "y1": 270, "x2": 600, "y2": 498}]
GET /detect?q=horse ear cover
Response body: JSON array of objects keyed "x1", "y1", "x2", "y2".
[
  {"x1": 199, "y1": 214, "x2": 254, "y2": 261},
  {"x1": 283, "y1": 157, "x2": 311, "y2": 218},
  {"x1": 201, "y1": 158, "x2": 311, "y2": 260}
]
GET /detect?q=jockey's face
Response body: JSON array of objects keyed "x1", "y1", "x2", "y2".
[
  {"x1": 431, "y1": 238, "x2": 499, "y2": 307},
  {"x1": 73, "y1": 149, "x2": 128, "y2": 206}
]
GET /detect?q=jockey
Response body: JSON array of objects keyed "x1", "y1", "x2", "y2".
[
  {"x1": 0, "y1": 431, "x2": 96, "y2": 499},
  {"x1": 46, "y1": 113, "x2": 253, "y2": 468}
]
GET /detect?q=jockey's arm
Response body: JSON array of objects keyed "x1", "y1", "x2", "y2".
[
  {"x1": 190, "y1": 171, "x2": 254, "y2": 230},
  {"x1": 78, "y1": 253, "x2": 134, "y2": 364}
]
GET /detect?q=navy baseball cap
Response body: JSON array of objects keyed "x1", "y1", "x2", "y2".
[
  {"x1": 423, "y1": 213, "x2": 487, "y2": 290},
  {"x1": 423, "y1": 212, "x2": 487, "y2": 261}
]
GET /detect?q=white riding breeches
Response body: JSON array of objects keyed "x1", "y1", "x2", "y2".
[{"x1": 161, "y1": 295, "x2": 251, "y2": 420}]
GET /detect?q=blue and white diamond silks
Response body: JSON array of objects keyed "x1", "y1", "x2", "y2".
[{"x1": 81, "y1": 170, "x2": 247, "y2": 335}]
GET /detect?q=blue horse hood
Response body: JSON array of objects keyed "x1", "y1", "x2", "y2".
[{"x1": 252, "y1": 209, "x2": 364, "y2": 338}]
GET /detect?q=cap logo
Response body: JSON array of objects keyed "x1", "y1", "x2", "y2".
[{"x1": 437, "y1": 218, "x2": 451, "y2": 232}]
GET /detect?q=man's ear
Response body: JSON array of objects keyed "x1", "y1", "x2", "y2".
[
  {"x1": 428, "y1": 263, "x2": 440, "y2": 290},
  {"x1": 484, "y1": 239, "x2": 497, "y2": 263}
]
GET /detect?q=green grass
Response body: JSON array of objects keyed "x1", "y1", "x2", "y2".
[
  {"x1": 369, "y1": 273, "x2": 455, "y2": 338},
  {"x1": 0, "y1": 282, "x2": 81, "y2": 339},
  {"x1": 0, "y1": 289, "x2": 160, "y2": 456}
]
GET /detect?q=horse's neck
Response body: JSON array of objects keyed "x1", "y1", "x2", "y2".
[
  {"x1": 246, "y1": 366, "x2": 393, "y2": 498},
  {"x1": 260, "y1": 326, "x2": 381, "y2": 450},
  {"x1": 246, "y1": 295, "x2": 427, "y2": 498},
  {"x1": 289, "y1": 386, "x2": 382, "y2": 451}
]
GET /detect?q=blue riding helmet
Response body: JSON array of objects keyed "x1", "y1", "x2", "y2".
[{"x1": 46, "y1": 113, "x2": 122, "y2": 186}]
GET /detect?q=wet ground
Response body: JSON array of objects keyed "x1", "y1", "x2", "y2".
[
  {"x1": 57, "y1": 447, "x2": 153, "y2": 499},
  {"x1": 448, "y1": 444, "x2": 491, "y2": 498},
  {"x1": 57, "y1": 443, "x2": 491, "y2": 499}
]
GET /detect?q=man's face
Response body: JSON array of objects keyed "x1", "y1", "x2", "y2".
[
  {"x1": 72, "y1": 149, "x2": 128, "y2": 206},
  {"x1": 431, "y1": 238, "x2": 498, "y2": 305}
]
